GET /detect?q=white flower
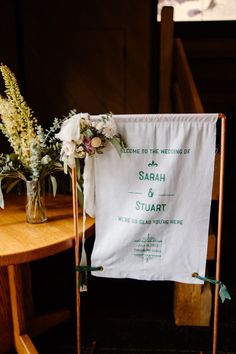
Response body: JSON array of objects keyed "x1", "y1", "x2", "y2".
[
  {"x1": 62, "y1": 141, "x2": 75, "y2": 156},
  {"x1": 77, "y1": 150, "x2": 86, "y2": 158},
  {"x1": 80, "y1": 113, "x2": 90, "y2": 126},
  {"x1": 102, "y1": 118, "x2": 117, "y2": 138},
  {"x1": 95, "y1": 121, "x2": 105, "y2": 131},
  {"x1": 55, "y1": 113, "x2": 88, "y2": 142},
  {"x1": 75, "y1": 145, "x2": 85, "y2": 153},
  {"x1": 73, "y1": 145, "x2": 86, "y2": 158}
]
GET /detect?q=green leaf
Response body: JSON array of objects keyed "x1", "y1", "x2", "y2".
[
  {"x1": 63, "y1": 157, "x2": 68, "y2": 174},
  {"x1": 85, "y1": 128, "x2": 93, "y2": 138},
  {"x1": 54, "y1": 161, "x2": 63, "y2": 168},
  {"x1": 77, "y1": 188, "x2": 84, "y2": 208},
  {"x1": 49, "y1": 175, "x2": 57, "y2": 197},
  {"x1": 6, "y1": 178, "x2": 21, "y2": 193},
  {"x1": 110, "y1": 137, "x2": 122, "y2": 157},
  {"x1": 41, "y1": 154, "x2": 51, "y2": 165},
  {"x1": 76, "y1": 158, "x2": 81, "y2": 182},
  {"x1": 76, "y1": 180, "x2": 82, "y2": 192},
  {"x1": 2, "y1": 177, "x2": 18, "y2": 190}
]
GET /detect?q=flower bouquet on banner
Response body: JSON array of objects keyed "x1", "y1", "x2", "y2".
[
  {"x1": 0, "y1": 64, "x2": 67, "y2": 223},
  {"x1": 56, "y1": 112, "x2": 126, "y2": 210}
]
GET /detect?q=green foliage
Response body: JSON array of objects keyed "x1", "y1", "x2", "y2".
[{"x1": 0, "y1": 64, "x2": 69, "y2": 208}]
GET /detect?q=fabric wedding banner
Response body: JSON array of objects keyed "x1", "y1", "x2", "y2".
[{"x1": 86, "y1": 114, "x2": 217, "y2": 284}]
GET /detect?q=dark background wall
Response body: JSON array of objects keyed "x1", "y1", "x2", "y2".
[
  {"x1": 0, "y1": 0, "x2": 235, "y2": 295},
  {"x1": 0, "y1": 0, "x2": 156, "y2": 122}
]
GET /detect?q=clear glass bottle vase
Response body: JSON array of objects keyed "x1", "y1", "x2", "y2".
[{"x1": 26, "y1": 179, "x2": 47, "y2": 224}]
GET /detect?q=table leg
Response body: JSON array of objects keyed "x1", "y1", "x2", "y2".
[
  {"x1": 0, "y1": 267, "x2": 13, "y2": 353},
  {"x1": 8, "y1": 264, "x2": 38, "y2": 353}
]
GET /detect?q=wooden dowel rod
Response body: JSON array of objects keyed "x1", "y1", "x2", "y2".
[
  {"x1": 212, "y1": 114, "x2": 226, "y2": 354},
  {"x1": 72, "y1": 166, "x2": 81, "y2": 354}
]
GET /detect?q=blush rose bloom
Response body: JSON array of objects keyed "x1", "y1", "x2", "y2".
[{"x1": 91, "y1": 137, "x2": 102, "y2": 148}]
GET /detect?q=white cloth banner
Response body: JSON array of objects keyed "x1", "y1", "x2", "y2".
[{"x1": 88, "y1": 114, "x2": 217, "y2": 284}]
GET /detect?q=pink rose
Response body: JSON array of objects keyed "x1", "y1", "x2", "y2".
[{"x1": 83, "y1": 137, "x2": 95, "y2": 154}]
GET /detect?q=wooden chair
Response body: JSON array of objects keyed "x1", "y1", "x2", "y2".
[{"x1": 158, "y1": 9, "x2": 225, "y2": 349}]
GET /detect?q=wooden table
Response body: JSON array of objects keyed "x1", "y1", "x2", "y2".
[{"x1": 0, "y1": 193, "x2": 95, "y2": 354}]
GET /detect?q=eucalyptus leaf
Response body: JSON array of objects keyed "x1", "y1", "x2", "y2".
[
  {"x1": 110, "y1": 137, "x2": 122, "y2": 157},
  {"x1": 63, "y1": 157, "x2": 68, "y2": 174},
  {"x1": 85, "y1": 128, "x2": 93, "y2": 138},
  {"x1": 54, "y1": 162, "x2": 63, "y2": 168},
  {"x1": 76, "y1": 158, "x2": 80, "y2": 182},
  {"x1": 77, "y1": 187, "x2": 84, "y2": 208},
  {"x1": 2, "y1": 177, "x2": 18, "y2": 190},
  {"x1": 41, "y1": 155, "x2": 51, "y2": 165},
  {"x1": 76, "y1": 180, "x2": 82, "y2": 192}
]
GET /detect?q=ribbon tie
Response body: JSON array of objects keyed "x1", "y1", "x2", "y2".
[{"x1": 192, "y1": 273, "x2": 231, "y2": 303}]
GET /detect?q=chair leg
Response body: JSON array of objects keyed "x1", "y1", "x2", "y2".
[{"x1": 89, "y1": 341, "x2": 97, "y2": 354}]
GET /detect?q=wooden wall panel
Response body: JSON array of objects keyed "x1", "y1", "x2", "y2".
[
  {"x1": 0, "y1": 1, "x2": 18, "y2": 73},
  {"x1": 182, "y1": 37, "x2": 236, "y2": 114},
  {"x1": 0, "y1": 1, "x2": 19, "y2": 152},
  {"x1": 22, "y1": 29, "x2": 126, "y2": 117},
  {"x1": 18, "y1": 0, "x2": 153, "y2": 123}
]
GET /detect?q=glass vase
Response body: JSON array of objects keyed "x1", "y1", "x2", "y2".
[{"x1": 26, "y1": 179, "x2": 47, "y2": 224}]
